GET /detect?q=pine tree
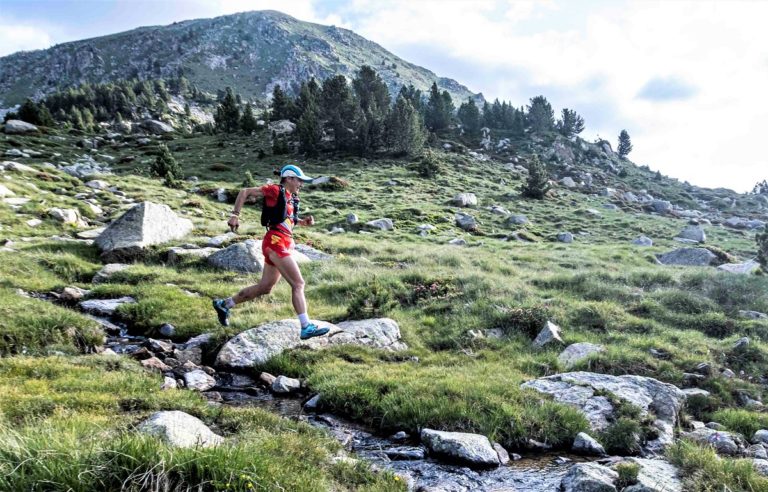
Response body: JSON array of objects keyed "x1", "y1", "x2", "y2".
[
  {"x1": 270, "y1": 84, "x2": 295, "y2": 121},
  {"x1": 526, "y1": 95, "x2": 555, "y2": 133},
  {"x1": 70, "y1": 107, "x2": 86, "y2": 131},
  {"x1": 297, "y1": 102, "x2": 322, "y2": 157},
  {"x1": 352, "y1": 66, "x2": 389, "y2": 153},
  {"x1": 457, "y1": 98, "x2": 481, "y2": 139},
  {"x1": 214, "y1": 87, "x2": 240, "y2": 133},
  {"x1": 321, "y1": 75, "x2": 356, "y2": 151},
  {"x1": 556, "y1": 108, "x2": 585, "y2": 137},
  {"x1": 240, "y1": 103, "x2": 258, "y2": 134},
  {"x1": 757, "y1": 227, "x2": 768, "y2": 272},
  {"x1": 296, "y1": 78, "x2": 321, "y2": 118},
  {"x1": 385, "y1": 95, "x2": 426, "y2": 156},
  {"x1": 752, "y1": 180, "x2": 768, "y2": 194},
  {"x1": 150, "y1": 144, "x2": 184, "y2": 187},
  {"x1": 398, "y1": 84, "x2": 423, "y2": 115},
  {"x1": 521, "y1": 154, "x2": 551, "y2": 199},
  {"x1": 618, "y1": 130, "x2": 633, "y2": 158}
]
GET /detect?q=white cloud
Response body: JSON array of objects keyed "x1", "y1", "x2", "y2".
[{"x1": 0, "y1": 23, "x2": 53, "y2": 56}]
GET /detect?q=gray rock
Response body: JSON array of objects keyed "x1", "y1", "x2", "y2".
[
  {"x1": 92, "y1": 263, "x2": 130, "y2": 284},
  {"x1": 625, "y1": 457, "x2": 683, "y2": 492},
  {"x1": 159, "y1": 323, "x2": 176, "y2": 337},
  {"x1": 49, "y1": 208, "x2": 87, "y2": 227},
  {"x1": 649, "y1": 200, "x2": 672, "y2": 214},
  {"x1": 448, "y1": 238, "x2": 467, "y2": 246},
  {"x1": 304, "y1": 394, "x2": 321, "y2": 410},
  {"x1": 294, "y1": 244, "x2": 333, "y2": 261},
  {"x1": 753, "y1": 429, "x2": 768, "y2": 445},
  {"x1": 161, "y1": 376, "x2": 177, "y2": 390},
  {"x1": 507, "y1": 214, "x2": 529, "y2": 226},
  {"x1": 207, "y1": 240, "x2": 264, "y2": 273},
  {"x1": 85, "y1": 179, "x2": 110, "y2": 190},
  {"x1": 493, "y1": 442, "x2": 510, "y2": 464},
  {"x1": 683, "y1": 428, "x2": 743, "y2": 456},
  {"x1": 632, "y1": 236, "x2": 653, "y2": 247},
  {"x1": 167, "y1": 247, "x2": 219, "y2": 264},
  {"x1": 717, "y1": 260, "x2": 760, "y2": 275},
  {"x1": 366, "y1": 218, "x2": 394, "y2": 231},
  {"x1": 682, "y1": 388, "x2": 711, "y2": 398},
  {"x1": 557, "y1": 232, "x2": 574, "y2": 243},
  {"x1": 140, "y1": 119, "x2": 174, "y2": 134},
  {"x1": 268, "y1": 119, "x2": 296, "y2": 135},
  {"x1": 706, "y1": 422, "x2": 726, "y2": 430},
  {"x1": 137, "y1": 411, "x2": 222, "y2": 448},
  {"x1": 452, "y1": 193, "x2": 478, "y2": 207},
  {"x1": 0, "y1": 184, "x2": 15, "y2": 197},
  {"x1": 3, "y1": 119, "x2": 38, "y2": 134},
  {"x1": 561, "y1": 462, "x2": 618, "y2": 492},
  {"x1": 675, "y1": 226, "x2": 706, "y2": 243},
  {"x1": 147, "y1": 338, "x2": 173, "y2": 353},
  {"x1": 79, "y1": 296, "x2": 136, "y2": 316},
  {"x1": 183, "y1": 370, "x2": 216, "y2": 391},
  {"x1": 753, "y1": 459, "x2": 768, "y2": 477},
  {"x1": 455, "y1": 212, "x2": 478, "y2": 232},
  {"x1": 77, "y1": 227, "x2": 106, "y2": 240},
  {"x1": 3, "y1": 160, "x2": 35, "y2": 173},
  {"x1": 558, "y1": 343, "x2": 604, "y2": 369},
  {"x1": 206, "y1": 232, "x2": 238, "y2": 247},
  {"x1": 533, "y1": 321, "x2": 563, "y2": 348},
  {"x1": 522, "y1": 372, "x2": 685, "y2": 453},
  {"x1": 272, "y1": 375, "x2": 301, "y2": 393},
  {"x1": 346, "y1": 213, "x2": 359, "y2": 224},
  {"x1": 216, "y1": 318, "x2": 407, "y2": 368},
  {"x1": 60, "y1": 286, "x2": 90, "y2": 302},
  {"x1": 420, "y1": 428, "x2": 500, "y2": 467},
  {"x1": 747, "y1": 444, "x2": 768, "y2": 460},
  {"x1": 573, "y1": 432, "x2": 606, "y2": 456},
  {"x1": 733, "y1": 337, "x2": 750, "y2": 350},
  {"x1": 656, "y1": 248, "x2": 717, "y2": 266},
  {"x1": 561, "y1": 177, "x2": 577, "y2": 188},
  {"x1": 95, "y1": 202, "x2": 193, "y2": 261},
  {"x1": 386, "y1": 446, "x2": 426, "y2": 460}
]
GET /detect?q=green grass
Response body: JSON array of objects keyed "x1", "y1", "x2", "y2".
[
  {"x1": 1, "y1": 130, "x2": 768, "y2": 489},
  {"x1": 667, "y1": 439, "x2": 768, "y2": 492}
]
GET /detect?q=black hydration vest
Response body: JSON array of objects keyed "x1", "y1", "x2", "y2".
[{"x1": 260, "y1": 185, "x2": 299, "y2": 232}]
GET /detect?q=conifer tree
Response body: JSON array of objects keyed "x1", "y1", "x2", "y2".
[
  {"x1": 757, "y1": 227, "x2": 768, "y2": 272},
  {"x1": 398, "y1": 84, "x2": 424, "y2": 115},
  {"x1": 240, "y1": 103, "x2": 258, "y2": 134},
  {"x1": 521, "y1": 154, "x2": 551, "y2": 199},
  {"x1": 214, "y1": 87, "x2": 240, "y2": 133},
  {"x1": 457, "y1": 98, "x2": 481, "y2": 138},
  {"x1": 151, "y1": 144, "x2": 184, "y2": 187},
  {"x1": 352, "y1": 66, "x2": 389, "y2": 153},
  {"x1": 425, "y1": 82, "x2": 453, "y2": 131},
  {"x1": 386, "y1": 95, "x2": 426, "y2": 156},
  {"x1": 270, "y1": 84, "x2": 295, "y2": 121},
  {"x1": 321, "y1": 75, "x2": 356, "y2": 151},
  {"x1": 556, "y1": 108, "x2": 585, "y2": 137},
  {"x1": 526, "y1": 95, "x2": 555, "y2": 133},
  {"x1": 297, "y1": 102, "x2": 322, "y2": 157},
  {"x1": 618, "y1": 130, "x2": 633, "y2": 158}
]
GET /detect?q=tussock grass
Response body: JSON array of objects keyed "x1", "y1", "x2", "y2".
[{"x1": 667, "y1": 439, "x2": 768, "y2": 492}]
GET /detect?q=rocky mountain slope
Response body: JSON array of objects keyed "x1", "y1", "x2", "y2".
[{"x1": 0, "y1": 10, "x2": 476, "y2": 107}]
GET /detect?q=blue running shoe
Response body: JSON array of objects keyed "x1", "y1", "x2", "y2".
[
  {"x1": 300, "y1": 323, "x2": 329, "y2": 340},
  {"x1": 212, "y1": 299, "x2": 230, "y2": 327}
]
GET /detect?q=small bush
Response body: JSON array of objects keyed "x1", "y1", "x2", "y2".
[
  {"x1": 209, "y1": 162, "x2": 231, "y2": 172},
  {"x1": 346, "y1": 277, "x2": 397, "y2": 320},
  {"x1": 149, "y1": 144, "x2": 183, "y2": 187},
  {"x1": 319, "y1": 176, "x2": 349, "y2": 191},
  {"x1": 416, "y1": 150, "x2": 444, "y2": 178},
  {"x1": 400, "y1": 277, "x2": 458, "y2": 306},
  {"x1": 599, "y1": 417, "x2": 642, "y2": 455},
  {"x1": 495, "y1": 306, "x2": 550, "y2": 339},
  {"x1": 615, "y1": 462, "x2": 640, "y2": 488},
  {"x1": 521, "y1": 154, "x2": 550, "y2": 199}
]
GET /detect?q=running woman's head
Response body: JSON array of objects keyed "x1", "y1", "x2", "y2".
[{"x1": 278, "y1": 165, "x2": 313, "y2": 193}]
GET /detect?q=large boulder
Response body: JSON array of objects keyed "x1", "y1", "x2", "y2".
[
  {"x1": 561, "y1": 462, "x2": 618, "y2": 492},
  {"x1": 656, "y1": 248, "x2": 717, "y2": 267},
  {"x1": 675, "y1": 226, "x2": 706, "y2": 243},
  {"x1": 95, "y1": 202, "x2": 193, "y2": 261},
  {"x1": 3, "y1": 119, "x2": 38, "y2": 134},
  {"x1": 420, "y1": 428, "x2": 500, "y2": 468},
  {"x1": 717, "y1": 260, "x2": 760, "y2": 275},
  {"x1": 137, "y1": 411, "x2": 222, "y2": 448},
  {"x1": 215, "y1": 318, "x2": 407, "y2": 368},
  {"x1": 140, "y1": 119, "x2": 174, "y2": 134},
  {"x1": 624, "y1": 458, "x2": 683, "y2": 492},
  {"x1": 455, "y1": 212, "x2": 478, "y2": 232},
  {"x1": 452, "y1": 193, "x2": 478, "y2": 207},
  {"x1": 207, "y1": 240, "x2": 264, "y2": 273},
  {"x1": 366, "y1": 218, "x2": 394, "y2": 231},
  {"x1": 521, "y1": 372, "x2": 685, "y2": 454},
  {"x1": 681, "y1": 427, "x2": 745, "y2": 456},
  {"x1": 269, "y1": 119, "x2": 296, "y2": 135}
]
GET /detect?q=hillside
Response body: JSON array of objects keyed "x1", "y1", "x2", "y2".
[
  {"x1": 0, "y1": 10, "x2": 476, "y2": 108},
  {"x1": 1, "y1": 121, "x2": 768, "y2": 490}
]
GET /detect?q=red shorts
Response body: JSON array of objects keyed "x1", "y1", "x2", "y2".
[{"x1": 262, "y1": 230, "x2": 294, "y2": 266}]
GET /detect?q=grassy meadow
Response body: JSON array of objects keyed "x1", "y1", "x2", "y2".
[{"x1": 1, "y1": 128, "x2": 768, "y2": 490}]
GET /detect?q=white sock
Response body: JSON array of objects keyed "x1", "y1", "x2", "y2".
[
  {"x1": 225, "y1": 297, "x2": 236, "y2": 308},
  {"x1": 298, "y1": 313, "x2": 310, "y2": 327}
]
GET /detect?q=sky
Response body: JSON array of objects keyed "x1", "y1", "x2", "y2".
[{"x1": 1, "y1": 0, "x2": 767, "y2": 193}]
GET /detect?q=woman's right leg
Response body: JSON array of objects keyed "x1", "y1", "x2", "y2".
[{"x1": 232, "y1": 263, "x2": 281, "y2": 304}]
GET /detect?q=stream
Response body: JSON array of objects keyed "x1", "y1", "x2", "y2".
[{"x1": 67, "y1": 298, "x2": 589, "y2": 491}]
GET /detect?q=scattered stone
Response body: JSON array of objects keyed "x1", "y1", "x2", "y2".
[
  {"x1": 137, "y1": 411, "x2": 223, "y2": 448},
  {"x1": 0, "y1": 184, "x2": 15, "y2": 197},
  {"x1": 216, "y1": 318, "x2": 406, "y2": 368},
  {"x1": 625, "y1": 457, "x2": 683, "y2": 492},
  {"x1": 717, "y1": 260, "x2": 760, "y2": 275},
  {"x1": 557, "y1": 232, "x2": 574, "y2": 243},
  {"x1": 167, "y1": 246, "x2": 219, "y2": 264},
  {"x1": 95, "y1": 202, "x2": 193, "y2": 262},
  {"x1": 722, "y1": 368, "x2": 736, "y2": 378},
  {"x1": 632, "y1": 235, "x2": 653, "y2": 247},
  {"x1": 573, "y1": 432, "x2": 606, "y2": 456},
  {"x1": 92, "y1": 263, "x2": 130, "y2": 284},
  {"x1": 754, "y1": 459, "x2": 768, "y2": 477},
  {"x1": 259, "y1": 372, "x2": 277, "y2": 386},
  {"x1": 753, "y1": 430, "x2": 768, "y2": 446},
  {"x1": 366, "y1": 218, "x2": 394, "y2": 231},
  {"x1": 272, "y1": 375, "x2": 301, "y2": 393},
  {"x1": 390, "y1": 431, "x2": 409, "y2": 441},
  {"x1": 141, "y1": 357, "x2": 171, "y2": 372},
  {"x1": 533, "y1": 321, "x2": 563, "y2": 348},
  {"x1": 507, "y1": 214, "x2": 529, "y2": 225},
  {"x1": 183, "y1": 370, "x2": 216, "y2": 391},
  {"x1": 3, "y1": 119, "x2": 38, "y2": 134},
  {"x1": 706, "y1": 422, "x2": 726, "y2": 430},
  {"x1": 26, "y1": 218, "x2": 42, "y2": 227},
  {"x1": 294, "y1": 244, "x2": 333, "y2": 261},
  {"x1": 683, "y1": 428, "x2": 744, "y2": 456},
  {"x1": 206, "y1": 232, "x2": 238, "y2": 247},
  {"x1": 346, "y1": 213, "x2": 358, "y2": 224},
  {"x1": 79, "y1": 296, "x2": 136, "y2": 315},
  {"x1": 147, "y1": 338, "x2": 173, "y2": 353},
  {"x1": 560, "y1": 177, "x2": 577, "y2": 188},
  {"x1": 558, "y1": 343, "x2": 604, "y2": 369},
  {"x1": 76, "y1": 227, "x2": 106, "y2": 239},
  {"x1": 207, "y1": 240, "x2": 264, "y2": 273},
  {"x1": 656, "y1": 248, "x2": 717, "y2": 267},
  {"x1": 386, "y1": 446, "x2": 426, "y2": 460},
  {"x1": 682, "y1": 388, "x2": 711, "y2": 398},
  {"x1": 747, "y1": 445, "x2": 768, "y2": 460},
  {"x1": 60, "y1": 286, "x2": 90, "y2": 302},
  {"x1": 455, "y1": 212, "x2": 478, "y2": 232},
  {"x1": 159, "y1": 323, "x2": 176, "y2": 337},
  {"x1": 304, "y1": 394, "x2": 321, "y2": 411},
  {"x1": 85, "y1": 179, "x2": 110, "y2": 189},
  {"x1": 493, "y1": 442, "x2": 511, "y2": 465},
  {"x1": 420, "y1": 428, "x2": 500, "y2": 468},
  {"x1": 448, "y1": 238, "x2": 467, "y2": 246},
  {"x1": 48, "y1": 207, "x2": 87, "y2": 227},
  {"x1": 452, "y1": 193, "x2": 478, "y2": 207},
  {"x1": 560, "y1": 463, "x2": 618, "y2": 492},
  {"x1": 733, "y1": 337, "x2": 750, "y2": 350},
  {"x1": 140, "y1": 119, "x2": 174, "y2": 134}
]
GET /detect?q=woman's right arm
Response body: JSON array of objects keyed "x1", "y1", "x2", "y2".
[{"x1": 228, "y1": 187, "x2": 264, "y2": 232}]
